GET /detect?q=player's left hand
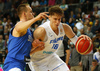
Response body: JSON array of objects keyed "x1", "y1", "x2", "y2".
[{"x1": 78, "y1": 35, "x2": 92, "y2": 42}]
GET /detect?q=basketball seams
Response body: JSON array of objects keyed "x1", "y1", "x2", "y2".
[
  {"x1": 76, "y1": 38, "x2": 92, "y2": 55},
  {"x1": 81, "y1": 40, "x2": 92, "y2": 54},
  {"x1": 76, "y1": 38, "x2": 84, "y2": 54}
]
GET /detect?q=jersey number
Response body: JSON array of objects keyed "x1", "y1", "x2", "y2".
[{"x1": 52, "y1": 44, "x2": 59, "y2": 49}]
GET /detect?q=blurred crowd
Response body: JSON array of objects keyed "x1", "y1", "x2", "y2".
[{"x1": 0, "y1": 0, "x2": 100, "y2": 71}]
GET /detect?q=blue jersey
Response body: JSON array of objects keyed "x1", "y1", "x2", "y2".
[{"x1": 3, "y1": 28, "x2": 33, "y2": 71}]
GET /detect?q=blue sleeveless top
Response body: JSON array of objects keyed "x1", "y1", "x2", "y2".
[{"x1": 3, "y1": 28, "x2": 33, "y2": 71}]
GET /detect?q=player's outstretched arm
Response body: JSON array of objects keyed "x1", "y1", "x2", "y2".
[{"x1": 15, "y1": 12, "x2": 49, "y2": 33}]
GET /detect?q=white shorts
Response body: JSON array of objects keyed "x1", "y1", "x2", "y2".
[
  {"x1": 29, "y1": 53, "x2": 70, "y2": 71},
  {"x1": 9, "y1": 68, "x2": 21, "y2": 71}
]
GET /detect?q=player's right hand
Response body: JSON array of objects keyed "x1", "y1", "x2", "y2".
[{"x1": 35, "y1": 12, "x2": 49, "y2": 21}]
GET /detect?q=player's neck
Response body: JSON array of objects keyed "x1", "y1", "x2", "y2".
[{"x1": 50, "y1": 23, "x2": 59, "y2": 35}]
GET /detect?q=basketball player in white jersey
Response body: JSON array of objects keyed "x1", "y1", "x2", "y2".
[{"x1": 29, "y1": 6, "x2": 92, "y2": 71}]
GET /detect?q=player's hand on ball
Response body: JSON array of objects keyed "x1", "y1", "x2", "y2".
[
  {"x1": 30, "y1": 39, "x2": 45, "y2": 55},
  {"x1": 78, "y1": 35, "x2": 92, "y2": 42},
  {"x1": 32, "y1": 39, "x2": 44, "y2": 48}
]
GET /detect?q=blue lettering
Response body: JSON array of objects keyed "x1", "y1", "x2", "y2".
[
  {"x1": 52, "y1": 44, "x2": 59, "y2": 49},
  {"x1": 43, "y1": 51, "x2": 53, "y2": 54},
  {"x1": 50, "y1": 36, "x2": 63, "y2": 44}
]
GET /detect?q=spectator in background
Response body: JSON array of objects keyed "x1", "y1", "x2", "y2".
[
  {"x1": 75, "y1": 20, "x2": 84, "y2": 31},
  {"x1": 90, "y1": 59, "x2": 100, "y2": 71},
  {"x1": 83, "y1": 19, "x2": 90, "y2": 33},
  {"x1": 14, "y1": 0, "x2": 20, "y2": 8},
  {"x1": 2, "y1": 18, "x2": 7, "y2": 28},
  {"x1": 66, "y1": 18, "x2": 75, "y2": 29},
  {"x1": 0, "y1": 0, "x2": 4, "y2": 20},
  {"x1": 0, "y1": 35, "x2": 4, "y2": 51},
  {"x1": 11, "y1": 12, "x2": 19, "y2": 25},
  {"x1": 4, "y1": 0, "x2": 12, "y2": 16},
  {"x1": 4, "y1": 35, "x2": 9, "y2": 48},
  {"x1": 0, "y1": 51, "x2": 3, "y2": 63},
  {"x1": 40, "y1": 0, "x2": 47, "y2": 7},
  {"x1": 85, "y1": 26, "x2": 93, "y2": 38},
  {"x1": 61, "y1": 17, "x2": 66, "y2": 23},
  {"x1": 60, "y1": 0, "x2": 68, "y2": 12},
  {"x1": 93, "y1": 6, "x2": 100, "y2": 17},
  {"x1": 69, "y1": 41, "x2": 83, "y2": 71},
  {"x1": 48, "y1": 0, "x2": 55, "y2": 6},
  {"x1": 0, "y1": 20, "x2": 4, "y2": 35},
  {"x1": 55, "y1": 0, "x2": 61, "y2": 5},
  {"x1": 69, "y1": 11, "x2": 76, "y2": 19},
  {"x1": 91, "y1": 19, "x2": 100, "y2": 35},
  {"x1": 73, "y1": 26, "x2": 80, "y2": 37},
  {"x1": 31, "y1": 0, "x2": 40, "y2": 8},
  {"x1": 93, "y1": 48, "x2": 100, "y2": 64},
  {"x1": 0, "y1": 0, "x2": 4, "y2": 13},
  {"x1": 92, "y1": 33, "x2": 100, "y2": 52}
]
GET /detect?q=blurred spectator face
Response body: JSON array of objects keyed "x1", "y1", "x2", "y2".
[
  {"x1": 94, "y1": 6, "x2": 98, "y2": 11},
  {"x1": 70, "y1": 11, "x2": 74, "y2": 15},
  {"x1": 80, "y1": 29, "x2": 84, "y2": 34},
  {"x1": 0, "y1": 35, "x2": 3, "y2": 41},
  {"x1": 73, "y1": 27, "x2": 77, "y2": 34},
  {"x1": 0, "y1": 25, "x2": 3, "y2": 30},
  {"x1": 84, "y1": 19, "x2": 89, "y2": 26},
  {"x1": 92, "y1": 60, "x2": 98, "y2": 66},
  {"x1": 4, "y1": 30, "x2": 8, "y2": 35},
  {"x1": 95, "y1": 19, "x2": 99, "y2": 26},
  {"x1": 62, "y1": 17, "x2": 66, "y2": 23},
  {"x1": 62, "y1": 0, "x2": 66, "y2": 4},
  {"x1": 87, "y1": 26, "x2": 91, "y2": 32},
  {"x1": 0, "y1": 20, "x2": 2, "y2": 25},
  {"x1": 5, "y1": 35, "x2": 9, "y2": 40},
  {"x1": 34, "y1": 24, "x2": 38, "y2": 28},
  {"x1": 3, "y1": 18, "x2": 7, "y2": 22}
]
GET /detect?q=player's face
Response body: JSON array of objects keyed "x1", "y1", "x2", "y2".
[
  {"x1": 49, "y1": 14, "x2": 62, "y2": 28},
  {"x1": 25, "y1": 6, "x2": 34, "y2": 20}
]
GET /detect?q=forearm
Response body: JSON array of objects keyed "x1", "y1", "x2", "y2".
[
  {"x1": 15, "y1": 17, "x2": 38, "y2": 33},
  {"x1": 66, "y1": 50, "x2": 70, "y2": 65}
]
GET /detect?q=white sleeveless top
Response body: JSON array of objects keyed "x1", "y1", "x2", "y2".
[{"x1": 31, "y1": 21, "x2": 65, "y2": 61}]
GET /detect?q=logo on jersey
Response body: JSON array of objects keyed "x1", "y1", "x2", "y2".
[
  {"x1": 50, "y1": 36, "x2": 63, "y2": 44},
  {"x1": 43, "y1": 51, "x2": 53, "y2": 54},
  {"x1": 28, "y1": 35, "x2": 33, "y2": 42}
]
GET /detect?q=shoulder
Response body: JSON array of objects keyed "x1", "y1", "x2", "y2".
[
  {"x1": 62, "y1": 23, "x2": 72, "y2": 30},
  {"x1": 34, "y1": 27, "x2": 46, "y2": 40}
]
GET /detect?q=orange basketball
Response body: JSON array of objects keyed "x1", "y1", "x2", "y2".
[{"x1": 75, "y1": 37, "x2": 93, "y2": 55}]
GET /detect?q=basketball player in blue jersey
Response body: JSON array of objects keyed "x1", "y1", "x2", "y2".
[
  {"x1": 3, "y1": 3, "x2": 48, "y2": 71},
  {"x1": 28, "y1": 6, "x2": 92, "y2": 71}
]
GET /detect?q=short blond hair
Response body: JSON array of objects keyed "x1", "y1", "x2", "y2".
[{"x1": 17, "y1": 3, "x2": 29, "y2": 17}]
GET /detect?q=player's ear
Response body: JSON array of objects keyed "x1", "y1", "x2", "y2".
[
  {"x1": 24, "y1": 12, "x2": 27, "y2": 17},
  {"x1": 48, "y1": 16, "x2": 51, "y2": 21}
]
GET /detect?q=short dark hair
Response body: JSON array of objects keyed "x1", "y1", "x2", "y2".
[
  {"x1": 92, "y1": 59, "x2": 97, "y2": 62},
  {"x1": 17, "y1": 3, "x2": 29, "y2": 17},
  {"x1": 49, "y1": 6, "x2": 64, "y2": 16}
]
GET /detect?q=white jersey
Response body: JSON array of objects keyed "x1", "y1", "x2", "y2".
[
  {"x1": 93, "y1": 52, "x2": 100, "y2": 63},
  {"x1": 31, "y1": 21, "x2": 65, "y2": 61}
]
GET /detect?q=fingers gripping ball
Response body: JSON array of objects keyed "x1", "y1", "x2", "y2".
[
  {"x1": 32, "y1": 39, "x2": 44, "y2": 48},
  {"x1": 75, "y1": 37, "x2": 93, "y2": 55}
]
